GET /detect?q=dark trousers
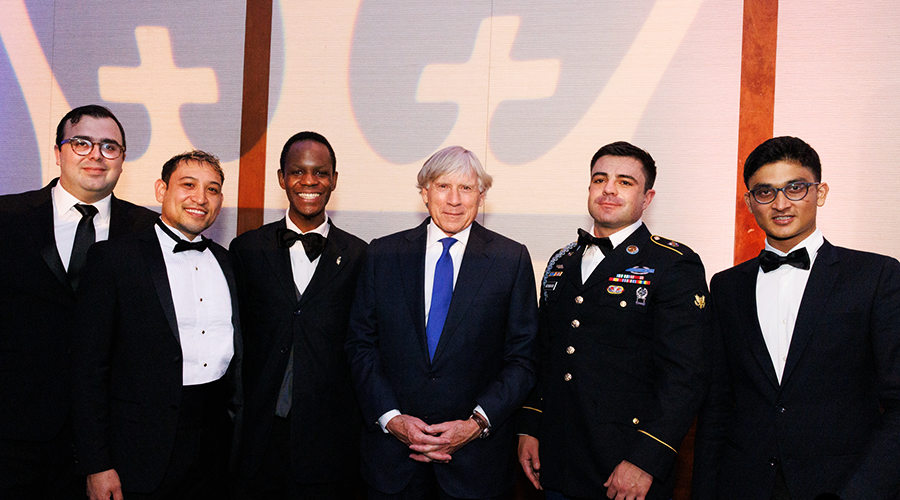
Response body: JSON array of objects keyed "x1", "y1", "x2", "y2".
[
  {"x1": 0, "y1": 422, "x2": 82, "y2": 500},
  {"x1": 235, "y1": 415, "x2": 361, "y2": 500},
  {"x1": 124, "y1": 379, "x2": 232, "y2": 500},
  {"x1": 366, "y1": 463, "x2": 511, "y2": 500}
]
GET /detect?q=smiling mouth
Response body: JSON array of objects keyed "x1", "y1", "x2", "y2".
[
  {"x1": 185, "y1": 208, "x2": 207, "y2": 217},
  {"x1": 297, "y1": 193, "x2": 321, "y2": 200}
]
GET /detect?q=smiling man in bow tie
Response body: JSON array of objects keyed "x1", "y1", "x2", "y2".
[
  {"x1": 229, "y1": 132, "x2": 367, "y2": 499},
  {"x1": 72, "y1": 150, "x2": 241, "y2": 500},
  {"x1": 693, "y1": 136, "x2": 900, "y2": 500}
]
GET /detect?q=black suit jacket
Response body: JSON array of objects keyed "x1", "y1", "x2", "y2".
[
  {"x1": 71, "y1": 225, "x2": 242, "y2": 493},
  {"x1": 229, "y1": 219, "x2": 367, "y2": 483},
  {"x1": 345, "y1": 219, "x2": 539, "y2": 498},
  {"x1": 0, "y1": 179, "x2": 157, "y2": 442},
  {"x1": 518, "y1": 224, "x2": 711, "y2": 499},
  {"x1": 693, "y1": 240, "x2": 900, "y2": 500}
]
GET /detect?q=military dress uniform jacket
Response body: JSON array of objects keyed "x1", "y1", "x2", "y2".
[{"x1": 518, "y1": 224, "x2": 711, "y2": 499}]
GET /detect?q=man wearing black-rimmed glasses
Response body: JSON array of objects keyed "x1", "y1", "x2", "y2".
[
  {"x1": 694, "y1": 136, "x2": 900, "y2": 500},
  {"x1": 0, "y1": 105, "x2": 157, "y2": 499}
]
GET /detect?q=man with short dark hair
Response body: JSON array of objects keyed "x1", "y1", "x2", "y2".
[
  {"x1": 0, "y1": 104, "x2": 157, "y2": 499},
  {"x1": 72, "y1": 150, "x2": 241, "y2": 500},
  {"x1": 693, "y1": 136, "x2": 900, "y2": 500},
  {"x1": 230, "y1": 131, "x2": 367, "y2": 499},
  {"x1": 346, "y1": 145, "x2": 538, "y2": 500},
  {"x1": 517, "y1": 141, "x2": 711, "y2": 500}
]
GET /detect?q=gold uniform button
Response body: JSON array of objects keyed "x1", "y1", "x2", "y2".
[
  {"x1": 571, "y1": 319, "x2": 580, "y2": 328},
  {"x1": 575, "y1": 296, "x2": 584, "y2": 304},
  {"x1": 619, "y1": 300, "x2": 627, "y2": 308},
  {"x1": 563, "y1": 373, "x2": 572, "y2": 382},
  {"x1": 632, "y1": 417, "x2": 640, "y2": 425},
  {"x1": 566, "y1": 346, "x2": 575, "y2": 354}
]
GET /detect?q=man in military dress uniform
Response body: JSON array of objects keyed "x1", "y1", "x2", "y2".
[{"x1": 517, "y1": 141, "x2": 710, "y2": 500}]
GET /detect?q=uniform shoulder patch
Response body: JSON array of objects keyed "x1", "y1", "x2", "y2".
[
  {"x1": 541, "y1": 241, "x2": 578, "y2": 300},
  {"x1": 650, "y1": 234, "x2": 694, "y2": 256}
]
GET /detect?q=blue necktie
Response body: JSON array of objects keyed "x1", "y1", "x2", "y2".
[{"x1": 426, "y1": 237, "x2": 456, "y2": 360}]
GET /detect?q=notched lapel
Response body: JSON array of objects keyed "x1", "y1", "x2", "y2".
[
  {"x1": 262, "y1": 221, "x2": 299, "y2": 307},
  {"x1": 400, "y1": 223, "x2": 429, "y2": 362},
  {"x1": 28, "y1": 191, "x2": 70, "y2": 291},
  {"x1": 782, "y1": 242, "x2": 839, "y2": 384}
]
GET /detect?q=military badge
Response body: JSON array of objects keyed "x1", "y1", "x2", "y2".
[
  {"x1": 607, "y1": 285, "x2": 624, "y2": 295},
  {"x1": 636, "y1": 287, "x2": 648, "y2": 306},
  {"x1": 694, "y1": 294, "x2": 706, "y2": 309}
]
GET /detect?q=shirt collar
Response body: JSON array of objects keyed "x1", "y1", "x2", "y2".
[
  {"x1": 427, "y1": 219, "x2": 472, "y2": 248},
  {"x1": 52, "y1": 182, "x2": 112, "y2": 224},
  {"x1": 585, "y1": 219, "x2": 643, "y2": 249},
  {"x1": 284, "y1": 210, "x2": 331, "y2": 239},
  {"x1": 764, "y1": 229, "x2": 824, "y2": 258}
]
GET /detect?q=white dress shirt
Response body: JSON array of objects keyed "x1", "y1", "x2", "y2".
[
  {"x1": 285, "y1": 211, "x2": 331, "y2": 296},
  {"x1": 581, "y1": 219, "x2": 643, "y2": 283},
  {"x1": 155, "y1": 222, "x2": 234, "y2": 386},
  {"x1": 52, "y1": 184, "x2": 112, "y2": 270},
  {"x1": 756, "y1": 229, "x2": 824, "y2": 383}
]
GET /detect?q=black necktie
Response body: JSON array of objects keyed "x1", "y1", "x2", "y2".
[
  {"x1": 276, "y1": 227, "x2": 327, "y2": 261},
  {"x1": 759, "y1": 248, "x2": 810, "y2": 273},
  {"x1": 155, "y1": 219, "x2": 210, "y2": 253},
  {"x1": 577, "y1": 228, "x2": 613, "y2": 257},
  {"x1": 68, "y1": 204, "x2": 98, "y2": 290}
]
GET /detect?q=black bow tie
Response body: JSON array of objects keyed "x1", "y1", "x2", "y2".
[
  {"x1": 156, "y1": 219, "x2": 210, "y2": 253},
  {"x1": 577, "y1": 228, "x2": 613, "y2": 257},
  {"x1": 759, "y1": 248, "x2": 810, "y2": 273},
  {"x1": 276, "y1": 228, "x2": 327, "y2": 261}
]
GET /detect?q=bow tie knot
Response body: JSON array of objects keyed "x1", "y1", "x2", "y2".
[
  {"x1": 156, "y1": 219, "x2": 210, "y2": 253},
  {"x1": 759, "y1": 248, "x2": 810, "y2": 273},
  {"x1": 577, "y1": 228, "x2": 613, "y2": 257},
  {"x1": 276, "y1": 227, "x2": 327, "y2": 261}
]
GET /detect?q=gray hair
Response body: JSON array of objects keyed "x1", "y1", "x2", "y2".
[{"x1": 416, "y1": 146, "x2": 493, "y2": 193}]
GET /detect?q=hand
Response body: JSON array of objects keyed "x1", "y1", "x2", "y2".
[
  {"x1": 517, "y1": 435, "x2": 542, "y2": 490},
  {"x1": 86, "y1": 469, "x2": 123, "y2": 500},
  {"x1": 604, "y1": 460, "x2": 653, "y2": 500},
  {"x1": 411, "y1": 417, "x2": 482, "y2": 462},
  {"x1": 385, "y1": 414, "x2": 451, "y2": 462}
]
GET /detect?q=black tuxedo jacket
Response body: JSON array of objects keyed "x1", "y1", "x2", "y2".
[
  {"x1": 518, "y1": 224, "x2": 711, "y2": 499},
  {"x1": 345, "y1": 219, "x2": 539, "y2": 498},
  {"x1": 0, "y1": 179, "x2": 157, "y2": 442},
  {"x1": 693, "y1": 240, "x2": 900, "y2": 500},
  {"x1": 71, "y1": 225, "x2": 242, "y2": 493},
  {"x1": 229, "y1": 219, "x2": 367, "y2": 483}
]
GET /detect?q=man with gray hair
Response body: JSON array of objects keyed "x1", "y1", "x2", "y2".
[{"x1": 346, "y1": 146, "x2": 539, "y2": 499}]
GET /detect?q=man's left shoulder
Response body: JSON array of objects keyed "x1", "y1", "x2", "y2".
[
  {"x1": 328, "y1": 223, "x2": 369, "y2": 255},
  {"x1": 645, "y1": 233, "x2": 700, "y2": 261},
  {"x1": 471, "y1": 222, "x2": 527, "y2": 252}
]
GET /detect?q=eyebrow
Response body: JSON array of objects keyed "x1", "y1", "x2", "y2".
[
  {"x1": 70, "y1": 135, "x2": 121, "y2": 145},
  {"x1": 592, "y1": 172, "x2": 638, "y2": 183},
  {"x1": 751, "y1": 178, "x2": 810, "y2": 189}
]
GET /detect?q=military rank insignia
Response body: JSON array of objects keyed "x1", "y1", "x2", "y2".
[{"x1": 694, "y1": 294, "x2": 706, "y2": 309}]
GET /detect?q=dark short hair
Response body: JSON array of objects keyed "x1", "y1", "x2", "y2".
[
  {"x1": 590, "y1": 141, "x2": 657, "y2": 191},
  {"x1": 279, "y1": 131, "x2": 336, "y2": 173},
  {"x1": 743, "y1": 136, "x2": 821, "y2": 187},
  {"x1": 161, "y1": 150, "x2": 224, "y2": 184},
  {"x1": 56, "y1": 105, "x2": 126, "y2": 151}
]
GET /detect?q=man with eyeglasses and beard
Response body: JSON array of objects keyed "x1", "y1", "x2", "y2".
[
  {"x1": 0, "y1": 105, "x2": 157, "y2": 499},
  {"x1": 693, "y1": 136, "x2": 900, "y2": 500}
]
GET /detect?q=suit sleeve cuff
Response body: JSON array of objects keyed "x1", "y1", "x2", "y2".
[{"x1": 378, "y1": 409, "x2": 401, "y2": 433}]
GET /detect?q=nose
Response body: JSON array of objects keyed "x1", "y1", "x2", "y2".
[
  {"x1": 191, "y1": 187, "x2": 208, "y2": 205},
  {"x1": 447, "y1": 187, "x2": 462, "y2": 204},
  {"x1": 771, "y1": 189, "x2": 791, "y2": 210},
  {"x1": 300, "y1": 172, "x2": 318, "y2": 185},
  {"x1": 602, "y1": 182, "x2": 617, "y2": 196},
  {"x1": 87, "y1": 142, "x2": 103, "y2": 160}
]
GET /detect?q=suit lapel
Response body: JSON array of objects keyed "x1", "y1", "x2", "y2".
[
  {"x1": 262, "y1": 220, "x2": 300, "y2": 307},
  {"x1": 28, "y1": 183, "x2": 70, "y2": 291},
  {"x1": 781, "y1": 241, "x2": 839, "y2": 384},
  {"x1": 433, "y1": 222, "x2": 494, "y2": 362},
  {"x1": 299, "y1": 223, "x2": 350, "y2": 307},
  {"x1": 400, "y1": 221, "x2": 429, "y2": 362},
  {"x1": 141, "y1": 228, "x2": 181, "y2": 343},
  {"x1": 739, "y1": 260, "x2": 781, "y2": 389}
]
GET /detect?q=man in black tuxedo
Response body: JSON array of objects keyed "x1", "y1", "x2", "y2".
[
  {"x1": 516, "y1": 141, "x2": 711, "y2": 500},
  {"x1": 345, "y1": 146, "x2": 539, "y2": 500},
  {"x1": 0, "y1": 105, "x2": 157, "y2": 499},
  {"x1": 72, "y1": 150, "x2": 241, "y2": 500},
  {"x1": 693, "y1": 136, "x2": 900, "y2": 500},
  {"x1": 230, "y1": 131, "x2": 367, "y2": 499}
]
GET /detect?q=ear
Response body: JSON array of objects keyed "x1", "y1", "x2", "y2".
[
  {"x1": 642, "y1": 189, "x2": 656, "y2": 210},
  {"x1": 54, "y1": 145, "x2": 60, "y2": 166},
  {"x1": 477, "y1": 190, "x2": 486, "y2": 208},
  {"x1": 815, "y1": 182, "x2": 829, "y2": 207},
  {"x1": 155, "y1": 179, "x2": 167, "y2": 204},
  {"x1": 744, "y1": 192, "x2": 753, "y2": 213},
  {"x1": 277, "y1": 168, "x2": 286, "y2": 190},
  {"x1": 331, "y1": 170, "x2": 338, "y2": 190},
  {"x1": 420, "y1": 187, "x2": 429, "y2": 206}
]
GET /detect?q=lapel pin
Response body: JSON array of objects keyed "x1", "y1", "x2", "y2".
[{"x1": 626, "y1": 245, "x2": 639, "y2": 255}]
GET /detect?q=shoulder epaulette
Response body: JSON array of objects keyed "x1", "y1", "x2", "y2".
[{"x1": 650, "y1": 234, "x2": 693, "y2": 256}]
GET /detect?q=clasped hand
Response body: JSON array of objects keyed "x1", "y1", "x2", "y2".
[{"x1": 385, "y1": 414, "x2": 482, "y2": 463}]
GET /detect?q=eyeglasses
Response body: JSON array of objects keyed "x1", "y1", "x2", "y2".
[
  {"x1": 60, "y1": 137, "x2": 124, "y2": 160},
  {"x1": 747, "y1": 182, "x2": 820, "y2": 204}
]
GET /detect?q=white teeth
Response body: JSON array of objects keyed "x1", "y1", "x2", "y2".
[{"x1": 298, "y1": 193, "x2": 320, "y2": 199}]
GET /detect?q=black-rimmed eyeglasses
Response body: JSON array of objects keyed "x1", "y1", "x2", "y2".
[
  {"x1": 60, "y1": 137, "x2": 124, "y2": 160},
  {"x1": 747, "y1": 182, "x2": 820, "y2": 204}
]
